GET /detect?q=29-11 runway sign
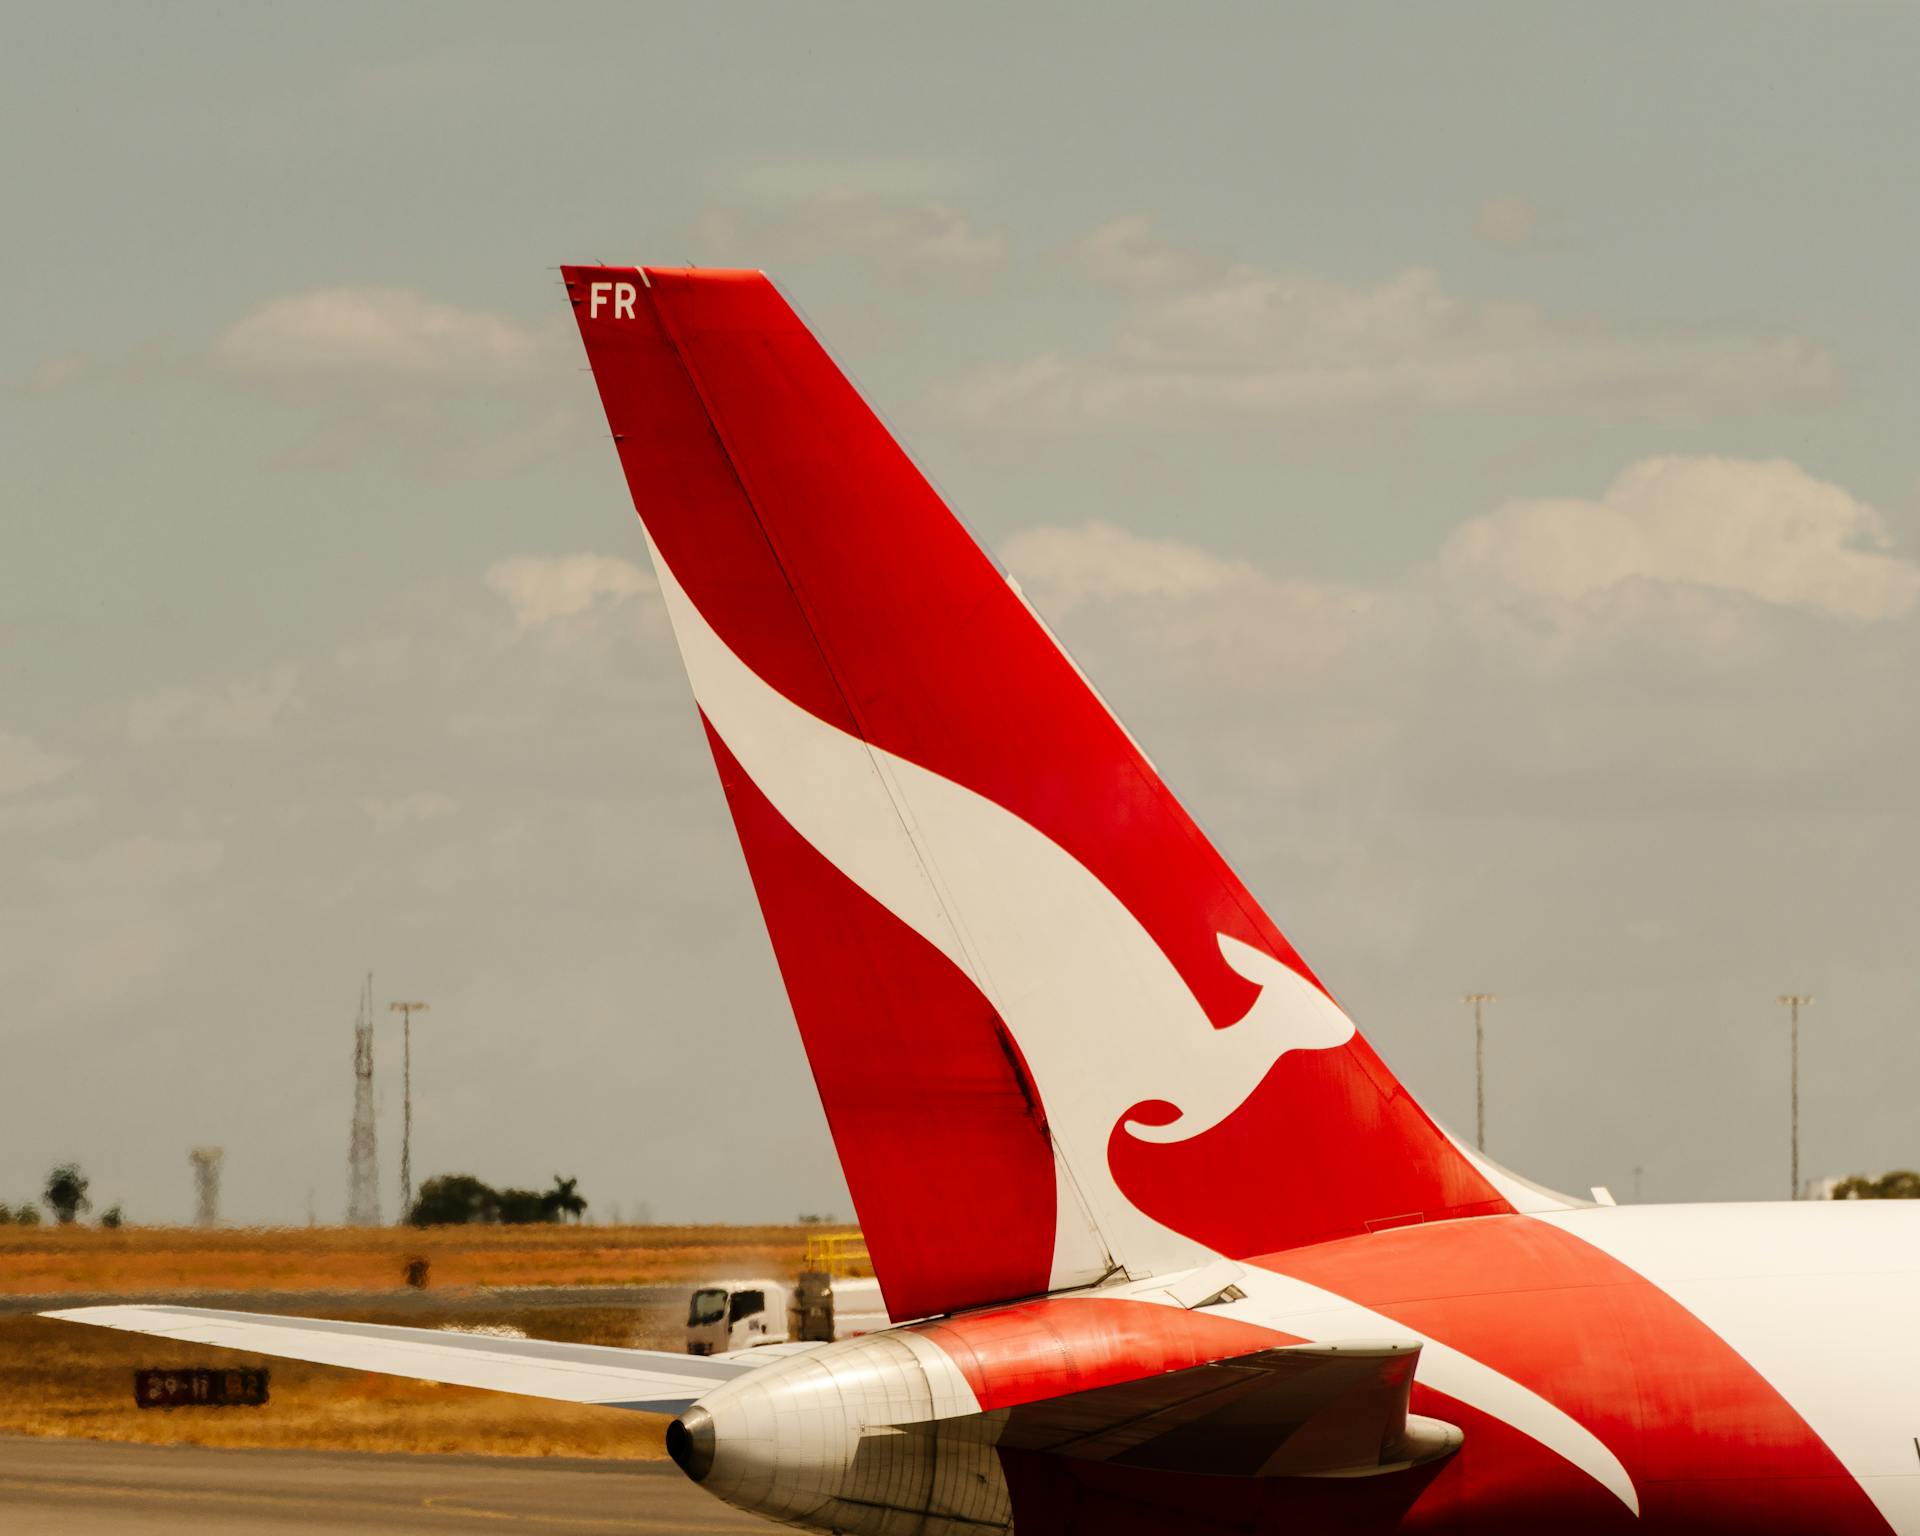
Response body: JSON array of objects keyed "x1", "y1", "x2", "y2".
[{"x1": 133, "y1": 1367, "x2": 269, "y2": 1408}]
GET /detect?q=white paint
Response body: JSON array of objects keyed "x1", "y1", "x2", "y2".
[
  {"x1": 644, "y1": 536, "x2": 1644, "y2": 1514},
  {"x1": 1547, "y1": 1200, "x2": 1920, "y2": 1532},
  {"x1": 1048, "y1": 1157, "x2": 1115, "y2": 1292},
  {"x1": 587, "y1": 280, "x2": 637, "y2": 319},
  {"x1": 645, "y1": 535, "x2": 1357, "y2": 1290},
  {"x1": 1446, "y1": 1130, "x2": 1584, "y2": 1213}
]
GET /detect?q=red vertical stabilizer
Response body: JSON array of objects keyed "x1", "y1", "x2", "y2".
[{"x1": 562, "y1": 265, "x2": 1509, "y2": 1321}]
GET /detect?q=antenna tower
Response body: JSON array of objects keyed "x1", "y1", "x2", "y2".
[{"x1": 347, "y1": 973, "x2": 382, "y2": 1225}]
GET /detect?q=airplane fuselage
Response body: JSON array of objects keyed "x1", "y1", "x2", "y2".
[{"x1": 678, "y1": 1201, "x2": 1920, "y2": 1534}]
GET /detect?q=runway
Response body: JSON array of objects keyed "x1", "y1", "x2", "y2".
[{"x1": 0, "y1": 1435, "x2": 778, "y2": 1533}]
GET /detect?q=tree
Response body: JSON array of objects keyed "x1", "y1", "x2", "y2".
[
  {"x1": 44, "y1": 1163, "x2": 90, "y2": 1225},
  {"x1": 408, "y1": 1174, "x2": 499, "y2": 1227},
  {"x1": 542, "y1": 1175, "x2": 587, "y2": 1225},
  {"x1": 13, "y1": 1205, "x2": 39, "y2": 1227},
  {"x1": 100, "y1": 1205, "x2": 125, "y2": 1229},
  {"x1": 496, "y1": 1188, "x2": 551, "y2": 1225},
  {"x1": 1834, "y1": 1170, "x2": 1920, "y2": 1200}
]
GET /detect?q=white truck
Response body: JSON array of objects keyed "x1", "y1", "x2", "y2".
[{"x1": 685, "y1": 1270, "x2": 892, "y2": 1356}]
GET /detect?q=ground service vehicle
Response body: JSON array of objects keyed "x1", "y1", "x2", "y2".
[
  {"x1": 51, "y1": 267, "x2": 1920, "y2": 1536},
  {"x1": 685, "y1": 1278, "x2": 789, "y2": 1355},
  {"x1": 685, "y1": 1272, "x2": 891, "y2": 1354}
]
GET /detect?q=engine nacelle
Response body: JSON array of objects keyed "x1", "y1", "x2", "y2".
[{"x1": 666, "y1": 1329, "x2": 1012, "y2": 1536}]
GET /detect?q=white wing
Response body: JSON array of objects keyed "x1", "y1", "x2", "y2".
[{"x1": 44, "y1": 1304, "x2": 757, "y2": 1414}]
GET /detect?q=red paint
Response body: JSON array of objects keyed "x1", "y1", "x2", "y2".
[
  {"x1": 703, "y1": 720, "x2": 1057, "y2": 1321},
  {"x1": 1256, "y1": 1217, "x2": 1892, "y2": 1534},
  {"x1": 908, "y1": 1221, "x2": 1893, "y2": 1532},
  {"x1": 561, "y1": 265, "x2": 1510, "y2": 1302},
  {"x1": 562, "y1": 268, "x2": 1896, "y2": 1531},
  {"x1": 1111, "y1": 1037, "x2": 1510, "y2": 1258},
  {"x1": 920, "y1": 1296, "x2": 1297, "y2": 1412}
]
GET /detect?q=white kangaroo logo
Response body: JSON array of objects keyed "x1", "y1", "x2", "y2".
[
  {"x1": 645, "y1": 536, "x2": 1355, "y2": 1286},
  {"x1": 641, "y1": 537, "x2": 1637, "y2": 1515}
]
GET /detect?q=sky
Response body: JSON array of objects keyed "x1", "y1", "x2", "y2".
[{"x1": 3, "y1": 2, "x2": 1918, "y2": 1225}]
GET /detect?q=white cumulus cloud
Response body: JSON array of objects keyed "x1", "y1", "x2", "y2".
[
  {"x1": 946, "y1": 219, "x2": 1836, "y2": 429},
  {"x1": 999, "y1": 519, "x2": 1380, "y2": 683},
  {"x1": 1475, "y1": 193, "x2": 1561, "y2": 254},
  {"x1": 1445, "y1": 455, "x2": 1920, "y2": 623},
  {"x1": 1076, "y1": 214, "x2": 1221, "y2": 289},
  {"x1": 214, "y1": 288, "x2": 542, "y2": 381},
  {"x1": 486, "y1": 554, "x2": 656, "y2": 630},
  {"x1": 127, "y1": 668, "x2": 300, "y2": 744},
  {"x1": 1001, "y1": 520, "x2": 1259, "y2": 614}
]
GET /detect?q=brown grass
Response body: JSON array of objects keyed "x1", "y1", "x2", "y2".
[
  {"x1": 0, "y1": 1223, "x2": 845, "y2": 1295},
  {"x1": 0, "y1": 1223, "x2": 856, "y2": 1458},
  {"x1": 0, "y1": 1307, "x2": 674, "y2": 1458}
]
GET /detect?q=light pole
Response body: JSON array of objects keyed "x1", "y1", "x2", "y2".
[
  {"x1": 1777, "y1": 994, "x2": 1812, "y2": 1200},
  {"x1": 1462, "y1": 993, "x2": 1497, "y2": 1152},
  {"x1": 390, "y1": 1001, "x2": 429, "y2": 1220}
]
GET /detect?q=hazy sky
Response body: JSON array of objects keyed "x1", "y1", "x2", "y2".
[{"x1": 4, "y1": 3, "x2": 1918, "y2": 1225}]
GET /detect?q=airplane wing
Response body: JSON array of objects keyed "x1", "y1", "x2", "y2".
[
  {"x1": 42, "y1": 1304, "x2": 761, "y2": 1415},
  {"x1": 980, "y1": 1338, "x2": 1461, "y2": 1479}
]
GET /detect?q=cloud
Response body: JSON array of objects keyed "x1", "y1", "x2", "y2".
[
  {"x1": 10, "y1": 454, "x2": 1917, "y2": 1226},
  {"x1": 945, "y1": 220, "x2": 1836, "y2": 429},
  {"x1": 486, "y1": 554, "x2": 656, "y2": 630},
  {"x1": 1475, "y1": 194, "x2": 1561, "y2": 254},
  {"x1": 213, "y1": 288, "x2": 542, "y2": 381},
  {"x1": 687, "y1": 194, "x2": 1009, "y2": 281},
  {"x1": 127, "y1": 668, "x2": 300, "y2": 744},
  {"x1": 1001, "y1": 459, "x2": 1914, "y2": 704},
  {"x1": 1001, "y1": 520, "x2": 1383, "y2": 689},
  {"x1": 1000, "y1": 520, "x2": 1259, "y2": 614},
  {"x1": 1076, "y1": 215, "x2": 1220, "y2": 289},
  {"x1": 0, "y1": 733, "x2": 71, "y2": 797},
  {"x1": 1445, "y1": 456, "x2": 1920, "y2": 623}
]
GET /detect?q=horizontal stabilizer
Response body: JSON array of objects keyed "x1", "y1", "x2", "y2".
[
  {"x1": 44, "y1": 1304, "x2": 758, "y2": 1416},
  {"x1": 986, "y1": 1338, "x2": 1460, "y2": 1479}
]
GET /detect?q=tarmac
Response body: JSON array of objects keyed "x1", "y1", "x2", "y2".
[{"x1": 0, "y1": 1435, "x2": 778, "y2": 1533}]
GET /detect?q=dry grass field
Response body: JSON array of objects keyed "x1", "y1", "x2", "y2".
[
  {"x1": 0, "y1": 1222, "x2": 837, "y2": 1295},
  {"x1": 0, "y1": 1223, "x2": 851, "y2": 1458},
  {"x1": 1, "y1": 1304, "x2": 674, "y2": 1458}
]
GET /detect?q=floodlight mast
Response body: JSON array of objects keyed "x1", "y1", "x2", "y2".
[
  {"x1": 390, "y1": 1001, "x2": 429, "y2": 1221},
  {"x1": 1777, "y1": 994, "x2": 1813, "y2": 1200},
  {"x1": 1462, "y1": 993, "x2": 1497, "y2": 1152}
]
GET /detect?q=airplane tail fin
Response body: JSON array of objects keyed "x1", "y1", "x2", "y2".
[{"x1": 562, "y1": 266, "x2": 1512, "y2": 1320}]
